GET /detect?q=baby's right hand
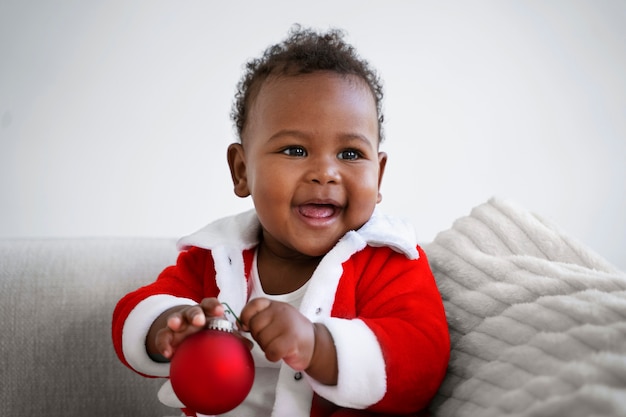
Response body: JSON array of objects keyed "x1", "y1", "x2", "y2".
[{"x1": 153, "y1": 298, "x2": 225, "y2": 360}]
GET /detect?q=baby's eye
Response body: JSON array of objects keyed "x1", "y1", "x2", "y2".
[
  {"x1": 337, "y1": 149, "x2": 361, "y2": 160},
  {"x1": 281, "y1": 146, "x2": 307, "y2": 157}
]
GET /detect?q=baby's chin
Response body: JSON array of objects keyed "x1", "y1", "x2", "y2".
[
  {"x1": 261, "y1": 220, "x2": 364, "y2": 259},
  {"x1": 289, "y1": 233, "x2": 349, "y2": 258}
]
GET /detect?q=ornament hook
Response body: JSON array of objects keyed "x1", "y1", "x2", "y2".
[{"x1": 222, "y1": 302, "x2": 242, "y2": 326}]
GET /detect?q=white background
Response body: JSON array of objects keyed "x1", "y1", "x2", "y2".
[{"x1": 1, "y1": 1, "x2": 624, "y2": 270}]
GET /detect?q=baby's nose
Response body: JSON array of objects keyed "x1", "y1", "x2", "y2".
[{"x1": 307, "y1": 156, "x2": 340, "y2": 184}]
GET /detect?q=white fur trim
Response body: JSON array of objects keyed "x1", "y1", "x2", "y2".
[
  {"x1": 122, "y1": 294, "x2": 196, "y2": 377},
  {"x1": 299, "y1": 230, "x2": 366, "y2": 319},
  {"x1": 177, "y1": 208, "x2": 417, "y2": 261},
  {"x1": 212, "y1": 245, "x2": 249, "y2": 320},
  {"x1": 177, "y1": 209, "x2": 259, "y2": 252},
  {"x1": 177, "y1": 210, "x2": 258, "y2": 318},
  {"x1": 359, "y1": 209, "x2": 419, "y2": 259},
  {"x1": 292, "y1": 227, "x2": 388, "y2": 411},
  {"x1": 306, "y1": 317, "x2": 386, "y2": 409},
  {"x1": 157, "y1": 379, "x2": 185, "y2": 408}
]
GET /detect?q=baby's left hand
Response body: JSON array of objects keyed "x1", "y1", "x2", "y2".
[{"x1": 239, "y1": 298, "x2": 315, "y2": 371}]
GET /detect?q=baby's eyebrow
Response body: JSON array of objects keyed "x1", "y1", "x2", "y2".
[
  {"x1": 268, "y1": 130, "x2": 375, "y2": 147},
  {"x1": 267, "y1": 129, "x2": 310, "y2": 142},
  {"x1": 337, "y1": 133, "x2": 375, "y2": 147}
]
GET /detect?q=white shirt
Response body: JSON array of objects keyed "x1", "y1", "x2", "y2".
[{"x1": 216, "y1": 249, "x2": 310, "y2": 416}]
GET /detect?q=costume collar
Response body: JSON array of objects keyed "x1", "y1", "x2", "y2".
[{"x1": 177, "y1": 207, "x2": 418, "y2": 260}]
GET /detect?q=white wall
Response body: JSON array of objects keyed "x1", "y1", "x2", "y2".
[{"x1": 1, "y1": 1, "x2": 624, "y2": 270}]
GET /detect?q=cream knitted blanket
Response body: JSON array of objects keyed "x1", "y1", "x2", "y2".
[{"x1": 425, "y1": 198, "x2": 626, "y2": 417}]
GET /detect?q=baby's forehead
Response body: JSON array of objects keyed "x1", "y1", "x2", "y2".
[
  {"x1": 248, "y1": 72, "x2": 376, "y2": 116},
  {"x1": 259, "y1": 71, "x2": 371, "y2": 92},
  {"x1": 252, "y1": 72, "x2": 376, "y2": 111}
]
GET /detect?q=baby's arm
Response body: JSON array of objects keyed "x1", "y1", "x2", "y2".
[
  {"x1": 112, "y1": 246, "x2": 221, "y2": 376},
  {"x1": 239, "y1": 298, "x2": 338, "y2": 385},
  {"x1": 146, "y1": 298, "x2": 225, "y2": 361}
]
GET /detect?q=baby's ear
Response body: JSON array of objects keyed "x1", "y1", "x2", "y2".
[
  {"x1": 376, "y1": 151, "x2": 388, "y2": 203},
  {"x1": 227, "y1": 143, "x2": 250, "y2": 197}
]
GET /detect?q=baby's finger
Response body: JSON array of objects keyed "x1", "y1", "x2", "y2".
[
  {"x1": 166, "y1": 313, "x2": 184, "y2": 331},
  {"x1": 239, "y1": 298, "x2": 272, "y2": 331},
  {"x1": 155, "y1": 328, "x2": 175, "y2": 358},
  {"x1": 183, "y1": 305, "x2": 206, "y2": 328},
  {"x1": 199, "y1": 297, "x2": 226, "y2": 317}
]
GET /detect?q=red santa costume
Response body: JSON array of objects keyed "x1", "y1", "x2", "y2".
[{"x1": 112, "y1": 209, "x2": 450, "y2": 416}]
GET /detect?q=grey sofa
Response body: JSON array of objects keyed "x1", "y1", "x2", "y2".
[{"x1": 1, "y1": 238, "x2": 180, "y2": 417}]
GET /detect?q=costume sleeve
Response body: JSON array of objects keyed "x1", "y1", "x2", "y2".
[
  {"x1": 111, "y1": 247, "x2": 220, "y2": 377},
  {"x1": 310, "y1": 245, "x2": 450, "y2": 413}
]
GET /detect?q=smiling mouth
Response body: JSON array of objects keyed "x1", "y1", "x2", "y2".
[{"x1": 298, "y1": 203, "x2": 339, "y2": 219}]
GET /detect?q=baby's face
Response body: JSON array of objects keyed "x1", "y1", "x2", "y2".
[{"x1": 230, "y1": 71, "x2": 386, "y2": 258}]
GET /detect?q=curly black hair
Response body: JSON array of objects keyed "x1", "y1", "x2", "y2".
[{"x1": 231, "y1": 25, "x2": 385, "y2": 142}]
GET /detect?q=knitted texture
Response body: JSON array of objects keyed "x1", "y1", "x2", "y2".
[{"x1": 426, "y1": 198, "x2": 626, "y2": 417}]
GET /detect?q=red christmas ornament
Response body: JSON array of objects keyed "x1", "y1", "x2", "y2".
[{"x1": 169, "y1": 317, "x2": 255, "y2": 415}]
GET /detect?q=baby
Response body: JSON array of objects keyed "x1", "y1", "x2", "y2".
[{"x1": 113, "y1": 26, "x2": 449, "y2": 417}]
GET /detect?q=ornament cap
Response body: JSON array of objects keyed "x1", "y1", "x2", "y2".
[{"x1": 207, "y1": 317, "x2": 233, "y2": 332}]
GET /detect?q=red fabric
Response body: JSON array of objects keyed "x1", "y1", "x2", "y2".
[
  {"x1": 112, "y1": 245, "x2": 448, "y2": 415},
  {"x1": 321, "y1": 245, "x2": 449, "y2": 415}
]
